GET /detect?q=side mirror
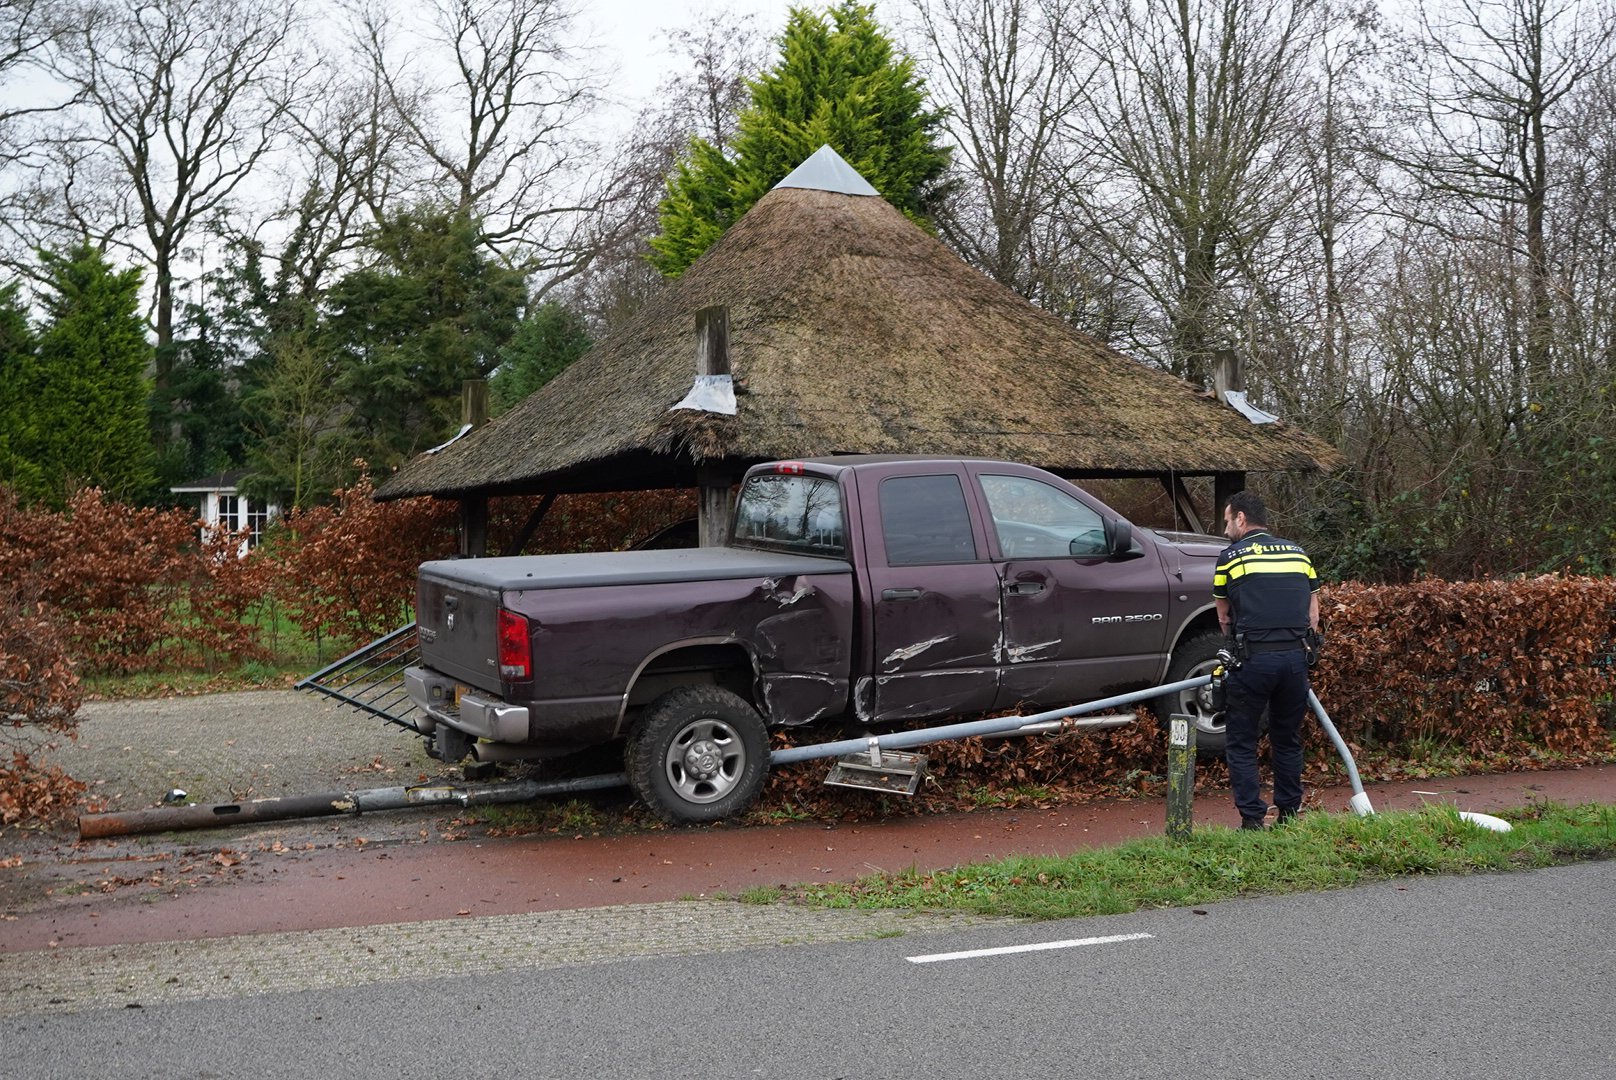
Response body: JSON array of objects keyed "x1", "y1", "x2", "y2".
[
  {"x1": 1103, "y1": 517, "x2": 1132, "y2": 553},
  {"x1": 1102, "y1": 518, "x2": 1144, "y2": 560}
]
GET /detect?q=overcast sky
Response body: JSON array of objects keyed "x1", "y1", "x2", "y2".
[{"x1": 585, "y1": 0, "x2": 863, "y2": 118}]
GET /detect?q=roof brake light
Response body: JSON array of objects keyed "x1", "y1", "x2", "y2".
[{"x1": 775, "y1": 461, "x2": 805, "y2": 474}]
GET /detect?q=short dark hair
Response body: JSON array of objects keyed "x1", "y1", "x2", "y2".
[{"x1": 1225, "y1": 490, "x2": 1269, "y2": 526}]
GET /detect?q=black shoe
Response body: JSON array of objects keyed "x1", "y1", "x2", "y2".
[
  {"x1": 1275, "y1": 808, "x2": 1299, "y2": 825},
  {"x1": 1240, "y1": 818, "x2": 1267, "y2": 831}
]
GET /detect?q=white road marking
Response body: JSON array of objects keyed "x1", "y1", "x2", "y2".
[{"x1": 905, "y1": 932, "x2": 1153, "y2": 964}]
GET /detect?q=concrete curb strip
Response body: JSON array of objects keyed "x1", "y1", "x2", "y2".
[{"x1": 0, "y1": 901, "x2": 1003, "y2": 1019}]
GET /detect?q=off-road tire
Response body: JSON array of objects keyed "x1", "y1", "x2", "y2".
[{"x1": 627, "y1": 686, "x2": 769, "y2": 824}]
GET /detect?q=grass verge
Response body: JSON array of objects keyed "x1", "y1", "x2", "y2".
[{"x1": 771, "y1": 802, "x2": 1616, "y2": 920}]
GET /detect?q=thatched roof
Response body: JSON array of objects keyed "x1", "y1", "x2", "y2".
[{"x1": 376, "y1": 152, "x2": 1339, "y2": 501}]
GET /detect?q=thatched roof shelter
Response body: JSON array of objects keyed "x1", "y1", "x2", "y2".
[{"x1": 376, "y1": 147, "x2": 1338, "y2": 537}]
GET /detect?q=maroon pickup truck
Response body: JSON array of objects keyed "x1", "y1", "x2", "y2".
[{"x1": 403, "y1": 456, "x2": 1225, "y2": 822}]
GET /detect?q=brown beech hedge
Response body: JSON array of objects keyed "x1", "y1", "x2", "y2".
[{"x1": 1313, "y1": 576, "x2": 1616, "y2": 757}]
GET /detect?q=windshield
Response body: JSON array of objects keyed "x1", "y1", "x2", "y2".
[{"x1": 731, "y1": 473, "x2": 846, "y2": 557}]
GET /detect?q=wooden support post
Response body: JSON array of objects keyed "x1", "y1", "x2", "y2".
[
  {"x1": 456, "y1": 379, "x2": 491, "y2": 557},
  {"x1": 698, "y1": 467, "x2": 731, "y2": 548},
  {"x1": 695, "y1": 306, "x2": 732, "y2": 548},
  {"x1": 1166, "y1": 713, "x2": 1197, "y2": 841},
  {"x1": 459, "y1": 497, "x2": 488, "y2": 558},
  {"x1": 1214, "y1": 472, "x2": 1247, "y2": 525}
]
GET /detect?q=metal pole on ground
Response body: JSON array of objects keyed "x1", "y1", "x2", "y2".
[{"x1": 1308, "y1": 689, "x2": 1375, "y2": 816}]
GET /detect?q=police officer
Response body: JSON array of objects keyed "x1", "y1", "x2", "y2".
[{"x1": 1213, "y1": 490, "x2": 1320, "y2": 830}]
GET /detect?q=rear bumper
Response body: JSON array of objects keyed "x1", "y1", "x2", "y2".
[{"x1": 403, "y1": 666, "x2": 530, "y2": 743}]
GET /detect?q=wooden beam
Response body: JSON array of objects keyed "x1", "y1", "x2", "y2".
[
  {"x1": 695, "y1": 307, "x2": 732, "y2": 547},
  {"x1": 1161, "y1": 475, "x2": 1206, "y2": 534},
  {"x1": 505, "y1": 493, "x2": 557, "y2": 556}
]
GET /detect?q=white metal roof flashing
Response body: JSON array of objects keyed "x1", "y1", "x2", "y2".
[{"x1": 772, "y1": 145, "x2": 880, "y2": 196}]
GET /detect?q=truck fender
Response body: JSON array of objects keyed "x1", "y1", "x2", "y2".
[
  {"x1": 615, "y1": 637, "x2": 763, "y2": 737},
  {"x1": 1159, "y1": 604, "x2": 1221, "y2": 680}
]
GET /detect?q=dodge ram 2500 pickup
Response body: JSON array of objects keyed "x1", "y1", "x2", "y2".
[{"x1": 403, "y1": 456, "x2": 1226, "y2": 822}]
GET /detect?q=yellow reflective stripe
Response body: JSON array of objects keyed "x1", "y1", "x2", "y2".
[{"x1": 1221, "y1": 558, "x2": 1314, "y2": 580}]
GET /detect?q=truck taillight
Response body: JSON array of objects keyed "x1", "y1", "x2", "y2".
[{"x1": 497, "y1": 609, "x2": 532, "y2": 680}]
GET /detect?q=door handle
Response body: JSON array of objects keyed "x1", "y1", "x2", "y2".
[
  {"x1": 882, "y1": 588, "x2": 923, "y2": 601},
  {"x1": 1005, "y1": 581, "x2": 1045, "y2": 596}
]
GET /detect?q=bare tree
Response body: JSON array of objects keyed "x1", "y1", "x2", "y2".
[
  {"x1": 0, "y1": 1, "x2": 75, "y2": 160},
  {"x1": 263, "y1": 41, "x2": 421, "y2": 307},
  {"x1": 46, "y1": 0, "x2": 304, "y2": 384},
  {"x1": 1077, "y1": 0, "x2": 1326, "y2": 387},
  {"x1": 351, "y1": 0, "x2": 609, "y2": 280},
  {"x1": 1237, "y1": 0, "x2": 1385, "y2": 435},
  {"x1": 911, "y1": 0, "x2": 1122, "y2": 326},
  {"x1": 0, "y1": 1, "x2": 84, "y2": 271},
  {"x1": 1555, "y1": 62, "x2": 1616, "y2": 372},
  {"x1": 1385, "y1": 0, "x2": 1616, "y2": 398},
  {"x1": 567, "y1": 7, "x2": 768, "y2": 332}
]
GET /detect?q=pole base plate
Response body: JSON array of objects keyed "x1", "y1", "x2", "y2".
[{"x1": 824, "y1": 750, "x2": 927, "y2": 796}]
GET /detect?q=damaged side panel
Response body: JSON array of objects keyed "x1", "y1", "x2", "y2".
[
  {"x1": 751, "y1": 575, "x2": 856, "y2": 724},
  {"x1": 860, "y1": 561, "x2": 1005, "y2": 724},
  {"x1": 853, "y1": 668, "x2": 1002, "y2": 724}
]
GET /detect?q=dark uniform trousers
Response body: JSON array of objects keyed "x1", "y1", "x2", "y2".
[{"x1": 1225, "y1": 647, "x2": 1309, "y2": 821}]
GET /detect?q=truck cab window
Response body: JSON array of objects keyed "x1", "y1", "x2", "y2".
[
  {"x1": 880, "y1": 474, "x2": 979, "y2": 565},
  {"x1": 732, "y1": 473, "x2": 846, "y2": 556},
  {"x1": 978, "y1": 474, "x2": 1108, "y2": 559}
]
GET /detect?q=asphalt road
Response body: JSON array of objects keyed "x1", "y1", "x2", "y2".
[{"x1": 4, "y1": 861, "x2": 1611, "y2": 1079}]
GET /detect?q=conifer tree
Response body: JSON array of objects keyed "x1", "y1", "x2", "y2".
[
  {"x1": 489, "y1": 300, "x2": 592, "y2": 414},
  {"x1": 650, "y1": 1, "x2": 949, "y2": 276},
  {"x1": 0, "y1": 283, "x2": 44, "y2": 498},
  {"x1": 11, "y1": 246, "x2": 157, "y2": 507},
  {"x1": 320, "y1": 208, "x2": 528, "y2": 469}
]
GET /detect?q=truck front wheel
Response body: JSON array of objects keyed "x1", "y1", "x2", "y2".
[
  {"x1": 1156, "y1": 631, "x2": 1229, "y2": 757},
  {"x1": 628, "y1": 686, "x2": 769, "y2": 824}
]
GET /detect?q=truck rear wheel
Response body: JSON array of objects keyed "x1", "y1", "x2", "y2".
[
  {"x1": 628, "y1": 686, "x2": 769, "y2": 824},
  {"x1": 1156, "y1": 630, "x2": 1229, "y2": 757}
]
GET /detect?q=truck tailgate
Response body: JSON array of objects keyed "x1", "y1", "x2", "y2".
[{"x1": 416, "y1": 569, "x2": 502, "y2": 692}]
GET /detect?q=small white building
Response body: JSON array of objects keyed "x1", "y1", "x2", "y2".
[{"x1": 171, "y1": 470, "x2": 279, "y2": 553}]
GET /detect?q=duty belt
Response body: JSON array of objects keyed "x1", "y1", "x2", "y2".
[{"x1": 1245, "y1": 639, "x2": 1305, "y2": 654}]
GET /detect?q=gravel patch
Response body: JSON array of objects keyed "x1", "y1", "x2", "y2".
[
  {"x1": 0, "y1": 691, "x2": 479, "y2": 870},
  {"x1": 44, "y1": 690, "x2": 444, "y2": 812}
]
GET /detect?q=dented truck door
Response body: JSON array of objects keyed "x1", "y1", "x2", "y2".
[
  {"x1": 854, "y1": 465, "x2": 1003, "y2": 723},
  {"x1": 970, "y1": 466, "x2": 1171, "y2": 710}
]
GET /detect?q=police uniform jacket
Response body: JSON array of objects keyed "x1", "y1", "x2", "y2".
[{"x1": 1213, "y1": 530, "x2": 1318, "y2": 644}]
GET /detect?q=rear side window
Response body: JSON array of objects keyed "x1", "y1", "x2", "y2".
[
  {"x1": 880, "y1": 474, "x2": 979, "y2": 566},
  {"x1": 732, "y1": 473, "x2": 846, "y2": 556}
]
